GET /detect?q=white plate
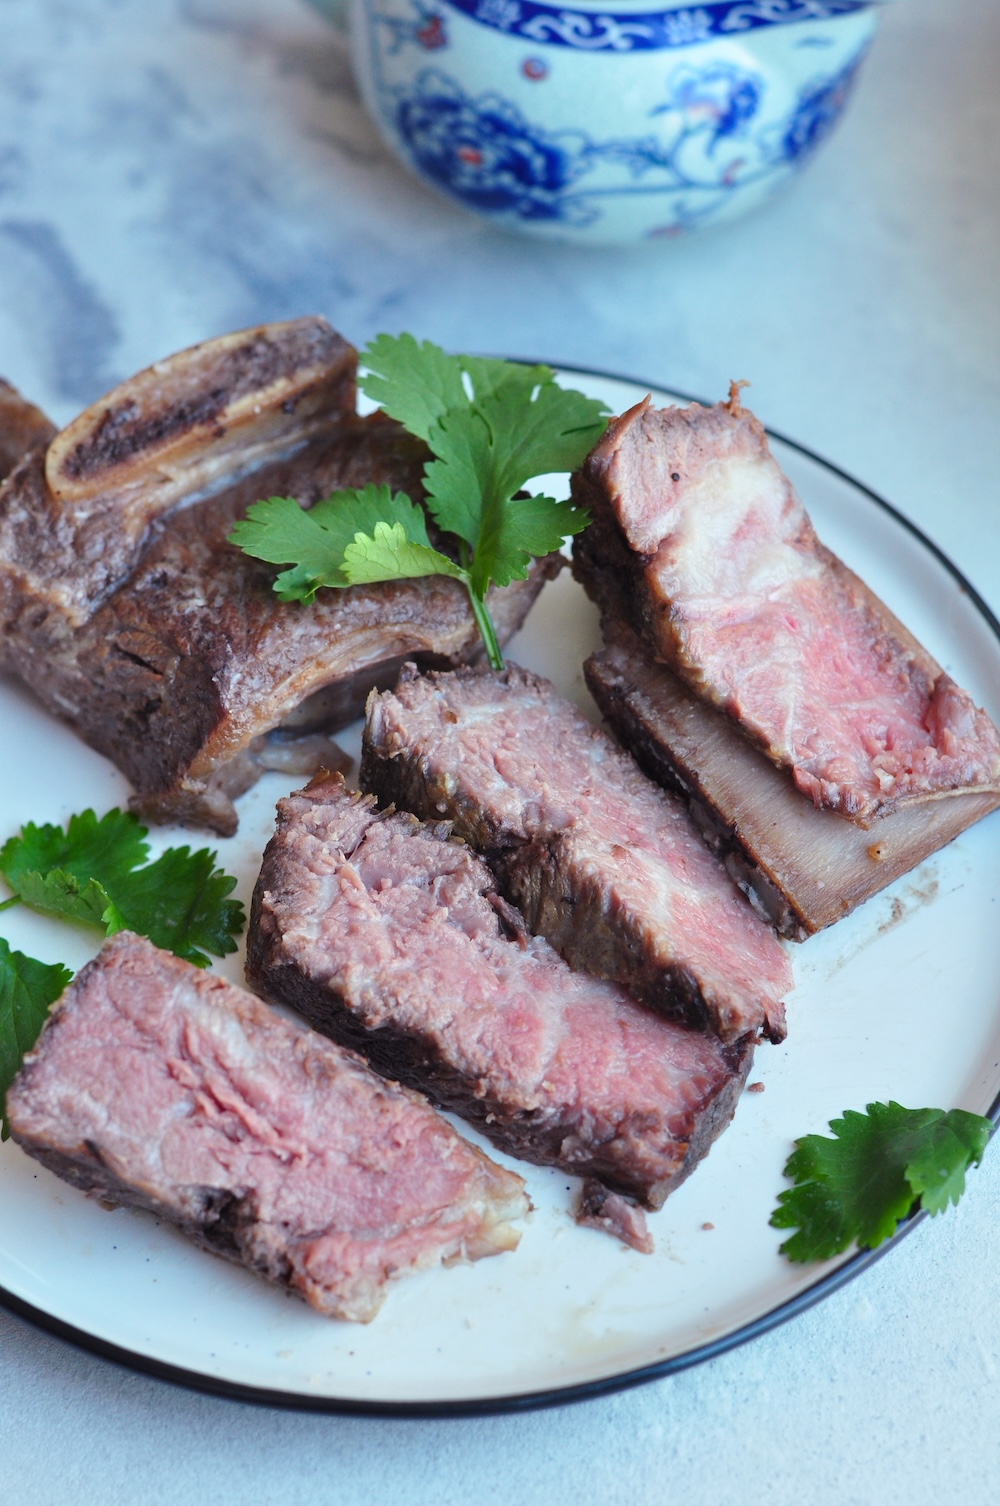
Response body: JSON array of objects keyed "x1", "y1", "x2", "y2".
[{"x1": 2, "y1": 368, "x2": 999, "y2": 1414}]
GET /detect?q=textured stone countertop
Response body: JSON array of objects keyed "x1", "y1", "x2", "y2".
[{"x1": 1, "y1": 2, "x2": 999, "y2": 1503}]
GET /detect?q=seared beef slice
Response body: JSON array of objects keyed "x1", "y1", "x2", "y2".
[
  {"x1": 573, "y1": 389, "x2": 1000, "y2": 824},
  {"x1": 6, "y1": 932, "x2": 527, "y2": 1321},
  {"x1": 361, "y1": 665, "x2": 791, "y2": 1044},
  {"x1": 247, "y1": 775, "x2": 753, "y2": 1209},
  {"x1": 0, "y1": 318, "x2": 556, "y2": 834}
]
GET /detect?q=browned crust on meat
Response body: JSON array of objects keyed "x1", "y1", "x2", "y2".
[
  {"x1": 6, "y1": 1133, "x2": 266, "y2": 1271},
  {"x1": 0, "y1": 322, "x2": 559, "y2": 833},
  {"x1": 247, "y1": 773, "x2": 753, "y2": 1210},
  {"x1": 490, "y1": 836, "x2": 742, "y2": 1033},
  {"x1": 576, "y1": 1179, "x2": 653, "y2": 1254},
  {"x1": 47, "y1": 319, "x2": 355, "y2": 496}
]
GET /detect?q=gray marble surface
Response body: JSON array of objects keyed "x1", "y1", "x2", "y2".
[{"x1": 2, "y1": 1, "x2": 1000, "y2": 1501}]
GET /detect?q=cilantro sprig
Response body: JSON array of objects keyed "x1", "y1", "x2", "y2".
[
  {"x1": 228, "y1": 335, "x2": 609, "y2": 669},
  {"x1": 770, "y1": 1101, "x2": 992, "y2": 1263},
  {"x1": 0, "y1": 939, "x2": 72, "y2": 1139},
  {"x1": 0, "y1": 808, "x2": 244, "y2": 967}
]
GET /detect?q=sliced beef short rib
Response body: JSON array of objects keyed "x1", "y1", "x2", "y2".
[
  {"x1": 360, "y1": 664, "x2": 791, "y2": 1044},
  {"x1": 573, "y1": 389, "x2": 1000, "y2": 933},
  {"x1": 246, "y1": 773, "x2": 753, "y2": 1215},
  {"x1": 572, "y1": 388, "x2": 1000, "y2": 826},
  {"x1": 585, "y1": 627, "x2": 1000, "y2": 937},
  {"x1": 6, "y1": 931, "x2": 527, "y2": 1322},
  {"x1": 0, "y1": 318, "x2": 556, "y2": 834}
]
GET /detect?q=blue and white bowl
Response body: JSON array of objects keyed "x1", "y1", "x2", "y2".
[{"x1": 311, "y1": 0, "x2": 881, "y2": 245}]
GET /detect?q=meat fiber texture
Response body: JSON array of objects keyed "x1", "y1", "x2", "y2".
[
  {"x1": 572, "y1": 389, "x2": 1000, "y2": 827},
  {"x1": 0, "y1": 318, "x2": 557, "y2": 835},
  {"x1": 6, "y1": 932, "x2": 527, "y2": 1322},
  {"x1": 246, "y1": 774, "x2": 753, "y2": 1215},
  {"x1": 360, "y1": 664, "x2": 791, "y2": 1045}
]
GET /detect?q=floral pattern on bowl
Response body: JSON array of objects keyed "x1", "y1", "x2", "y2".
[{"x1": 340, "y1": 0, "x2": 879, "y2": 242}]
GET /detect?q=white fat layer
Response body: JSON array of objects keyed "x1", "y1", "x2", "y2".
[{"x1": 658, "y1": 455, "x2": 820, "y2": 600}]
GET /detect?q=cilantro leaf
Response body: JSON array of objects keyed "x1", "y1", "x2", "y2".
[
  {"x1": 229, "y1": 335, "x2": 609, "y2": 669},
  {"x1": 228, "y1": 485, "x2": 430, "y2": 603},
  {"x1": 359, "y1": 333, "x2": 469, "y2": 441},
  {"x1": 365, "y1": 340, "x2": 607, "y2": 612},
  {"x1": 905, "y1": 1109, "x2": 991, "y2": 1214},
  {"x1": 359, "y1": 333, "x2": 553, "y2": 444},
  {"x1": 12, "y1": 869, "x2": 114, "y2": 930},
  {"x1": 430, "y1": 376, "x2": 611, "y2": 530},
  {"x1": 0, "y1": 938, "x2": 72, "y2": 1140},
  {"x1": 341, "y1": 521, "x2": 463, "y2": 587},
  {"x1": 103, "y1": 846, "x2": 243, "y2": 966},
  {"x1": 461, "y1": 355, "x2": 554, "y2": 408},
  {"x1": 770, "y1": 1101, "x2": 992, "y2": 1262},
  {"x1": 0, "y1": 808, "x2": 148, "y2": 896},
  {"x1": 0, "y1": 809, "x2": 244, "y2": 965},
  {"x1": 421, "y1": 383, "x2": 598, "y2": 595}
]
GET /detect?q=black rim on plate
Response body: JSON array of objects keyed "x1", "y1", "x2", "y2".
[{"x1": 3, "y1": 363, "x2": 999, "y2": 1417}]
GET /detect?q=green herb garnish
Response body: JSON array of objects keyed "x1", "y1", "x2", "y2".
[
  {"x1": 770, "y1": 1100, "x2": 992, "y2": 1262},
  {"x1": 0, "y1": 938, "x2": 72, "y2": 1139},
  {"x1": 0, "y1": 808, "x2": 244, "y2": 966},
  {"x1": 228, "y1": 335, "x2": 609, "y2": 669}
]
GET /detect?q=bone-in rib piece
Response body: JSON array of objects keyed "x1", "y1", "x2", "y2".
[
  {"x1": 0, "y1": 319, "x2": 556, "y2": 833},
  {"x1": 246, "y1": 774, "x2": 753, "y2": 1213},
  {"x1": 585, "y1": 626, "x2": 1000, "y2": 938},
  {"x1": 361, "y1": 664, "x2": 792, "y2": 1044},
  {"x1": 573, "y1": 389, "x2": 1000, "y2": 827},
  {"x1": 7, "y1": 932, "x2": 527, "y2": 1322}
]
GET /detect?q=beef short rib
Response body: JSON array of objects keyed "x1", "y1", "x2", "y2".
[
  {"x1": 0, "y1": 319, "x2": 556, "y2": 834},
  {"x1": 573, "y1": 387, "x2": 1000, "y2": 825},
  {"x1": 246, "y1": 773, "x2": 753, "y2": 1213},
  {"x1": 360, "y1": 664, "x2": 791, "y2": 1044},
  {"x1": 573, "y1": 389, "x2": 1000, "y2": 934},
  {"x1": 585, "y1": 626, "x2": 1000, "y2": 937},
  {"x1": 6, "y1": 931, "x2": 527, "y2": 1322}
]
